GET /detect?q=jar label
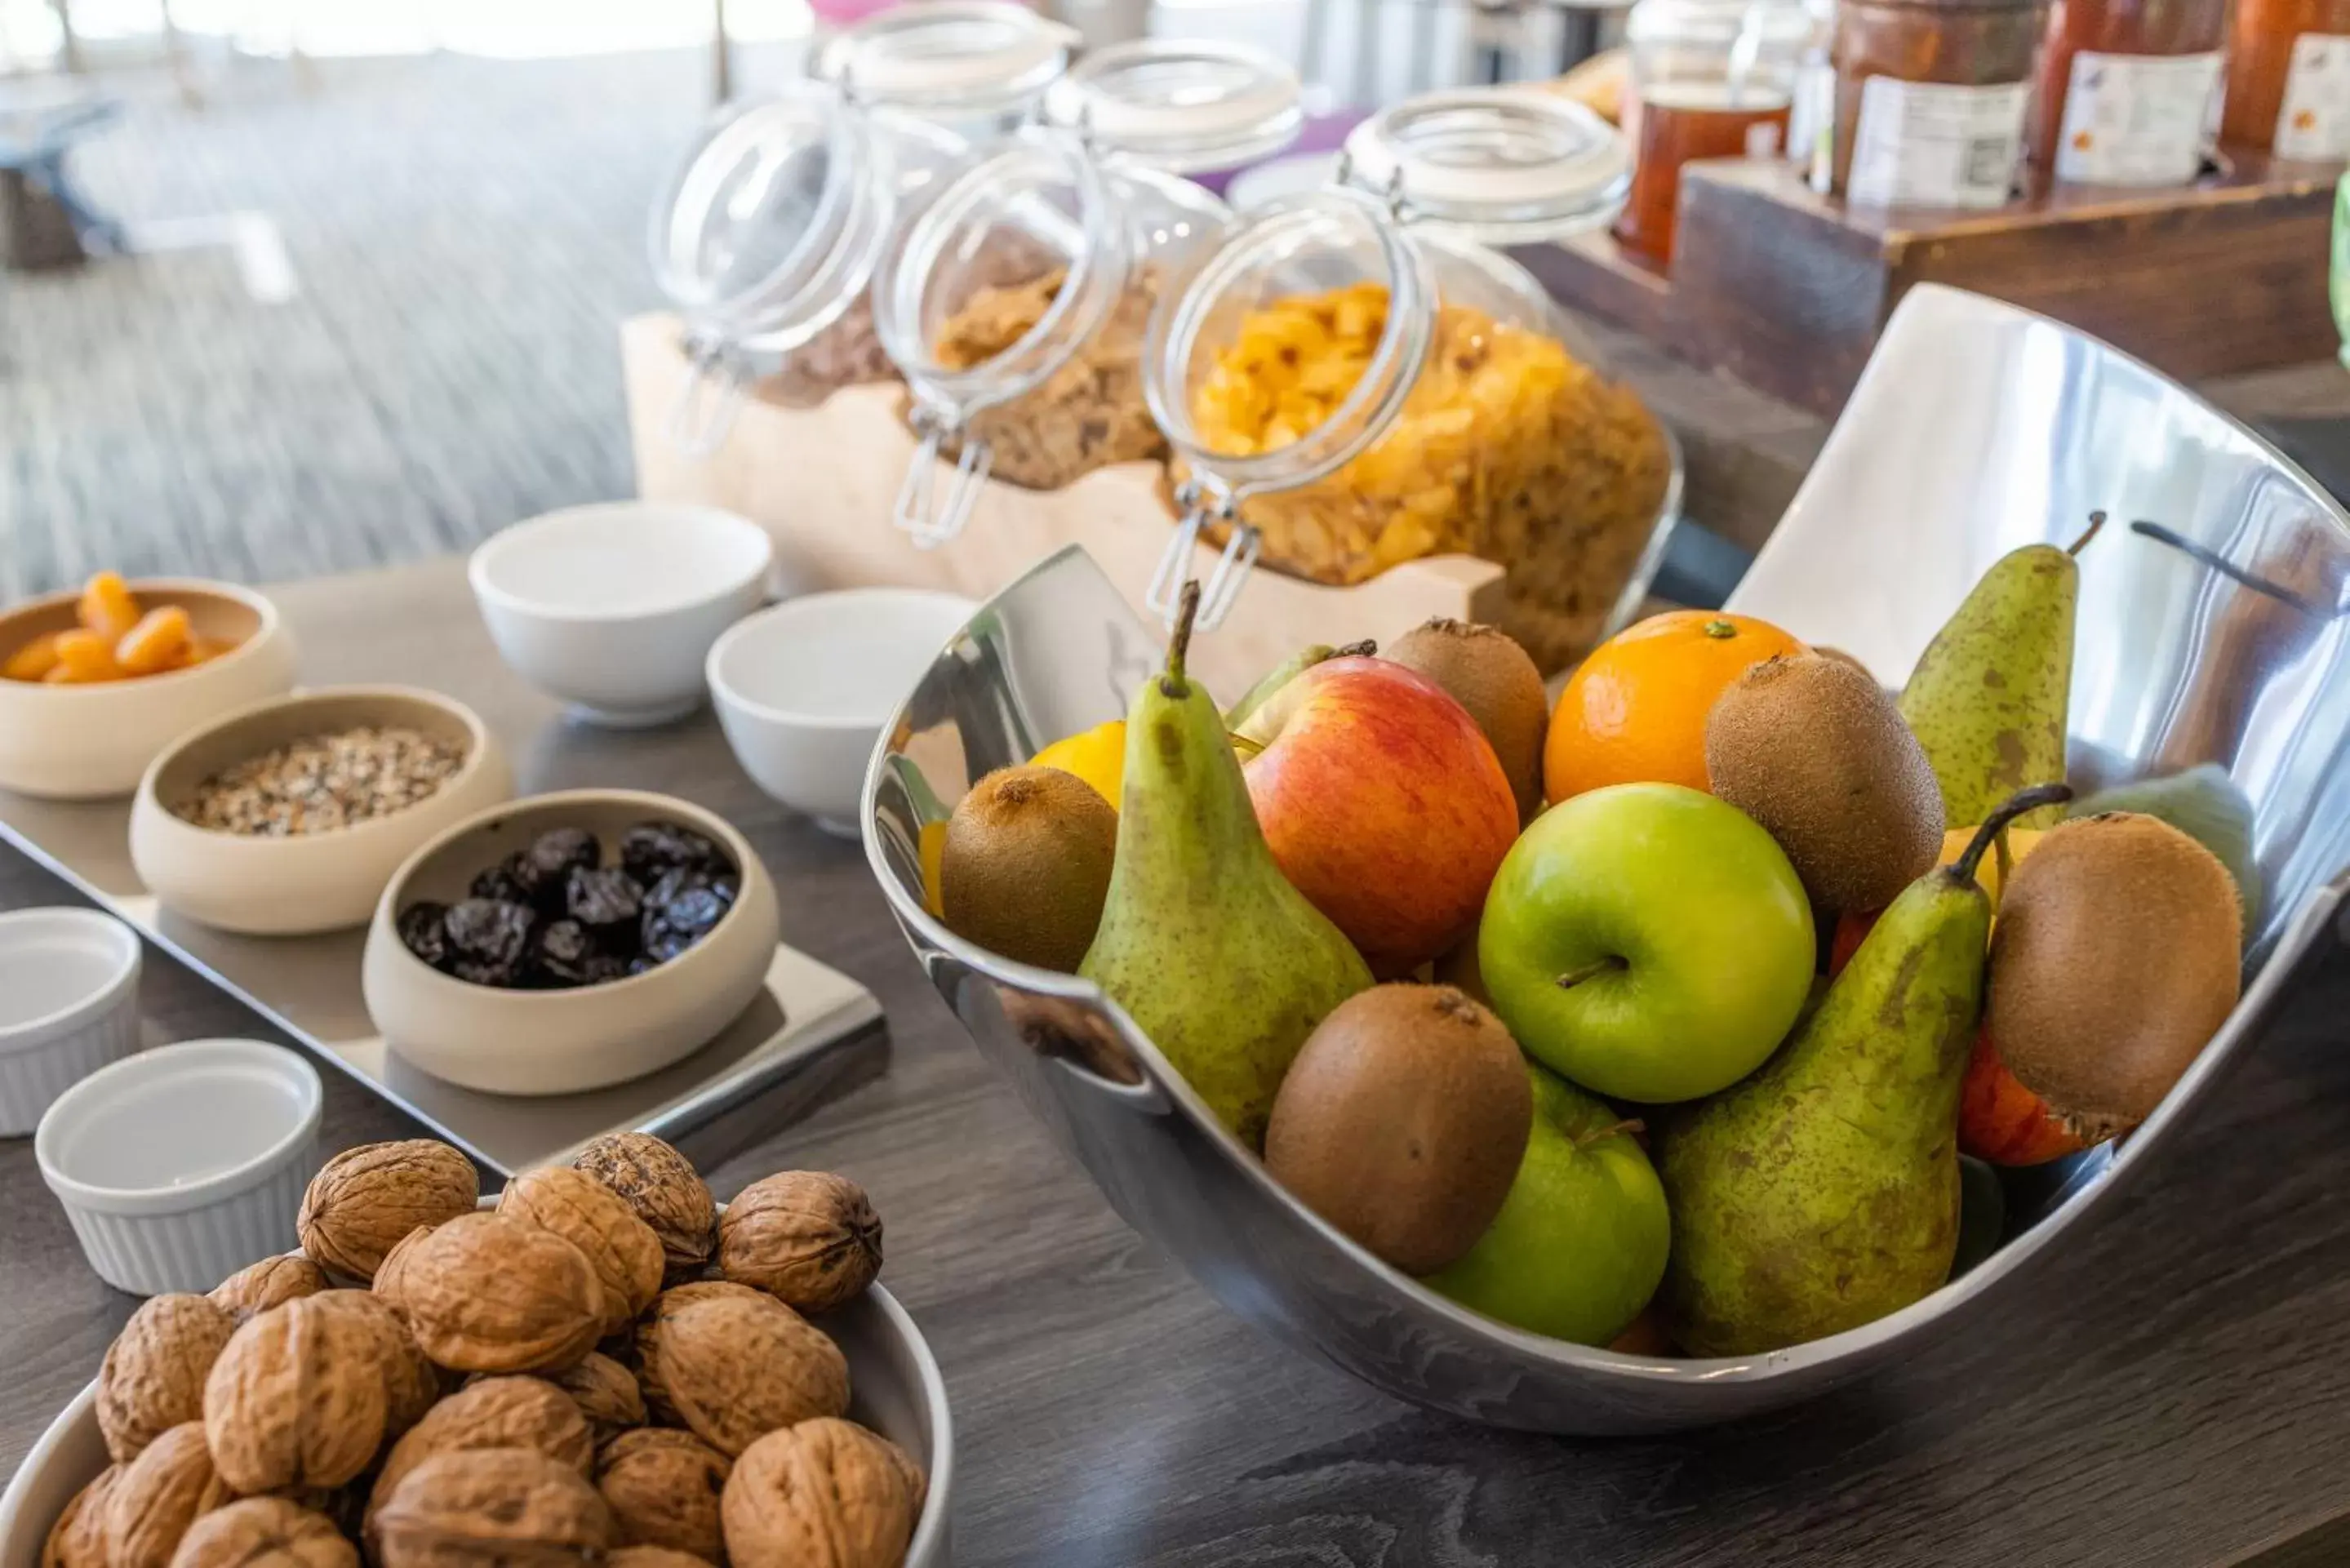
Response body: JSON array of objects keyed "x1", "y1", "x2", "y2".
[
  {"x1": 2277, "y1": 34, "x2": 2350, "y2": 161},
  {"x1": 2053, "y1": 51, "x2": 2222, "y2": 186},
  {"x1": 1847, "y1": 78, "x2": 2028, "y2": 209}
]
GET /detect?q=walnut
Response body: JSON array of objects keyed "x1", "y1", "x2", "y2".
[
  {"x1": 371, "y1": 1225, "x2": 436, "y2": 1319},
  {"x1": 606, "y1": 1550, "x2": 715, "y2": 1568},
  {"x1": 167, "y1": 1498, "x2": 357, "y2": 1568},
  {"x1": 719, "y1": 1419, "x2": 917, "y2": 1568},
  {"x1": 396, "y1": 1212, "x2": 606, "y2": 1374},
  {"x1": 99, "y1": 1295, "x2": 238, "y2": 1464},
  {"x1": 575, "y1": 1134, "x2": 716, "y2": 1281},
  {"x1": 309, "y1": 1290, "x2": 444, "y2": 1433},
  {"x1": 597, "y1": 1429, "x2": 731, "y2": 1565},
  {"x1": 500, "y1": 1168, "x2": 666, "y2": 1336},
  {"x1": 210, "y1": 1257, "x2": 330, "y2": 1320},
  {"x1": 104, "y1": 1423, "x2": 235, "y2": 1568},
  {"x1": 296, "y1": 1141, "x2": 478, "y2": 1283},
  {"x1": 541, "y1": 1353, "x2": 646, "y2": 1444},
  {"x1": 363, "y1": 1376, "x2": 593, "y2": 1534},
  {"x1": 202, "y1": 1295, "x2": 397, "y2": 1493},
  {"x1": 717, "y1": 1173, "x2": 882, "y2": 1313},
  {"x1": 634, "y1": 1287, "x2": 848, "y2": 1458},
  {"x1": 373, "y1": 1447, "x2": 611, "y2": 1568},
  {"x1": 41, "y1": 1464, "x2": 120, "y2": 1568}
]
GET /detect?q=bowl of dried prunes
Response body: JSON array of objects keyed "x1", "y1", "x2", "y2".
[{"x1": 359, "y1": 788, "x2": 780, "y2": 1094}]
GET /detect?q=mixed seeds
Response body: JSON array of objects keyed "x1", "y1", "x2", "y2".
[{"x1": 173, "y1": 726, "x2": 468, "y2": 836}]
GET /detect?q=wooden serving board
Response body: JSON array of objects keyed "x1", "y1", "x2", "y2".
[
  {"x1": 621, "y1": 314, "x2": 1516, "y2": 696},
  {"x1": 1519, "y1": 149, "x2": 2339, "y2": 419}
]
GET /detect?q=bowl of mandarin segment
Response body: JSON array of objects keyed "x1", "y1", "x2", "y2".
[
  {"x1": 0, "y1": 1131, "x2": 951, "y2": 1568},
  {"x1": 128, "y1": 688, "x2": 516, "y2": 936},
  {"x1": 868, "y1": 534, "x2": 2311, "y2": 1433},
  {"x1": 0, "y1": 574, "x2": 299, "y2": 800},
  {"x1": 362, "y1": 791, "x2": 781, "y2": 1095}
]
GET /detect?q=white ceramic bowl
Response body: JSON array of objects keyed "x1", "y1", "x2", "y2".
[
  {"x1": 0, "y1": 580, "x2": 300, "y2": 800},
  {"x1": 709, "y1": 589, "x2": 977, "y2": 837},
  {"x1": 128, "y1": 687, "x2": 515, "y2": 936},
  {"x1": 33, "y1": 1037, "x2": 322, "y2": 1295},
  {"x1": 0, "y1": 908, "x2": 143, "y2": 1137},
  {"x1": 361, "y1": 790, "x2": 782, "y2": 1095},
  {"x1": 0, "y1": 1217, "x2": 953, "y2": 1568},
  {"x1": 470, "y1": 503, "x2": 775, "y2": 727}
]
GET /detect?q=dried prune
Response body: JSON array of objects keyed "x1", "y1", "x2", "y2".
[
  {"x1": 642, "y1": 876, "x2": 735, "y2": 962},
  {"x1": 644, "y1": 866, "x2": 740, "y2": 913},
  {"x1": 580, "y1": 954, "x2": 634, "y2": 985},
  {"x1": 443, "y1": 896, "x2": 535, "y2": 988},
  {"x1": 398, "y1": 901, "x2": 454, "y2": 971},
  {"x1": 529, "y1": 918, "x2": 597, "y2": 988},
  {"x1": 470, "y1": 864, "x2": 529, "y2": 904},
  {"x1": 512, "y1": 827, "x2": 598, "y2": 911},
  {"x1": 620, "y1": 821, "x2": 727, "y2": 887},
  {"x1": 565, "y1": 865, "x2": 644, "y2": 939}
]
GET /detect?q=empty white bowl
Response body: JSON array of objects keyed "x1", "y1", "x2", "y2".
[
  {"x1": 708, "y1": 589, "x2": 977, "y2": 837},
  {"x1": 470, "y1": 503, "x2": 775, "y2": 727},
  {"x1": 0, "y1": 580, "x2": 299, "y2": 800},
  {"x1": 0, "y1": 908, "x2": 144, "y2": 1137},
  {"x1": 129, "y1": 686, "x2": 515, "y2": 936},
  {"x1": 35, "y1": 1037, "x2": 322, "y2": 1295},
  {"x1": 361, "y1": 790, "x2": 782, "y2": 1095}
]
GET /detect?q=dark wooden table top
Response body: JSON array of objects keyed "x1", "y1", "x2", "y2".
[{"x1": 5, "y1": 557, "x2": 2349, "y2": 1567}]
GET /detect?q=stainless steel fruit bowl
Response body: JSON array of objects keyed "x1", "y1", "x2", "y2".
[{"x1": 863, "y1": 283, "x2": 2350, "y2": 1434}]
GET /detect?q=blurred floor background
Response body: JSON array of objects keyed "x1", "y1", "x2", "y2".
[{"x1": 0, "y1": 0, "x2": 1560, "y2": 600}]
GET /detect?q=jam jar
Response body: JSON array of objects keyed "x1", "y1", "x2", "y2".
[
  {"x1": 1616, "y1": 0, "x2": 1813, "y2": 264},
  {"x1": 648, "y1": 1, "x2": 1073, "y2": 455},
  {"x1": 1143, "y1": 88, "x2": 1680, "y2": 668},
  {"x1": 2222, "y1": 0, "x2": 2350, "y2": 158},
  {"x1": 2024, "y1": 0, "x2": 2228, "y2": 184},
  {"x1": 1829, "y1": 0, "x2": 2044, "y2": 205},
  {"x1": 875, "y1": 39, "x2": 1302, "y2": 544}
]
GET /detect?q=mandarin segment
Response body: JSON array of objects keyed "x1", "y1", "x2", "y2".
[
  {"x1": 80, "y1": 571, "x2": 143, "y2": 642},
  {"x1": 47, "y1": 629, "x2": 122, "y2": 684},
  {"x1": 3, "y1": 630, "x2": 62, "y2": 682}
]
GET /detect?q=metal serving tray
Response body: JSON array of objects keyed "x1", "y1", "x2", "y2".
[
  {"x1": 864, "y1": 284, "x2": 2350, "y2": 1433},
  {"x1": 0, "y1": 562, "x2": 884, "y2": 1176}
]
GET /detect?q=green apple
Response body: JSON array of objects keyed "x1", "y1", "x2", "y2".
[
  {"x1": 1480, "y1": 782, "x2": 1814, "y2": 1103},
  {"x1": 1424, "y1": 1064, "x2": 1668, "y2": 1345}
]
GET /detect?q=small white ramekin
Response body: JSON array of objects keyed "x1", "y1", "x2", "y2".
[
  {"x1": 35, "y1": 1038, "x2": 322, "y2": 1296},
  {"x1": 0, "y1": 908, "x2": 144, "y2": 1137}
]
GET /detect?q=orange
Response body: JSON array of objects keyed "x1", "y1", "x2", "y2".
[{"x1": 1544, "y1": 611, "x2": 1809, "y2": 804}]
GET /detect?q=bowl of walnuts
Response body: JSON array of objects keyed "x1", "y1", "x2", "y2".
[{"x1": 0, "y1": 1131, "x2": 950, "y2": 1568}]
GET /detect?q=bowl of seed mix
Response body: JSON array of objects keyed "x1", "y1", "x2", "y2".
[{"x1": 128, "y1": 687, "x2": 514, "y2": 936}]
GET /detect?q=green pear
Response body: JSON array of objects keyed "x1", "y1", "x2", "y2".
[
  {"x1": 1899, "y1": 517, "x2": 2102, "y2": 831},
  {"x1": 1224, "y1": 638, "x2": 1374, "y2": 734},
  {"x1": 1424, "y1": 1063, "x2": 1669, "y2": 1346},
  {"x1": 1082, "y1": 584, "x2": 1374, "y2": 1148},
  {"x1": 1655, "y1": 785, "x2": 2071, "y2": 1356}
]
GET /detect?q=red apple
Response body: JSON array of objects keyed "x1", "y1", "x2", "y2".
[{"x1": 1240, "y1": 656, "x2": 1520, "y2": 977}]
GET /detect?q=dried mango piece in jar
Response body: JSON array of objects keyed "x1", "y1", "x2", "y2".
[
  {"x1": 44, "y1": 629, "x2": 122, "y2": 683},
  {"x1": 1184, "y1": 280, "x2": 1671, "y2": 670},
  {"x1": 116, "y1": 606, "x2": 193, "y2": 676},
  {"x1": 78, "y1": 571, "x2": 143, "y2": 642},
  {"x1": 2, "y1": 631, "x2": 62, "y2": 682}
]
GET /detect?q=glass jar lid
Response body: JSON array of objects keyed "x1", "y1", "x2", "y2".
[
  {"x1": 1625, "y1": 0, "x2": 1815, "y2": 50},
  {"x1": 1042, "y1": 39, "x2": 1304, "y2": 173},
  {"x1": 1337, "y1": 87, "x2": 1631, "y2": 243},
  {"x1": 651, "y1": 83, "x2": 885, "y2": 340},
  {"x1": 820, "y1": 1, "x2": 1074, "y2": 117}
]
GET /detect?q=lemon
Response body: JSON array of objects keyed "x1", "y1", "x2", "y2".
[{"x1": 1032, "y1": 721, "x2": 1126, "y2": 811}]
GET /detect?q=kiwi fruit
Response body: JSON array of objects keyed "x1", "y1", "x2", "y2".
[
  {"x1": 1382, "y1": 619, "x2": 1550, "y2": 821},
  {"x1": 1704, "y1": 653, "x2": 1944, "y2": 913},
  {"x1": 938, "y1": 766, "x2": 1117, "y2": 973},
  {"x1": 1988, "y1": 811, "x2": 2241, "y2": 1137},
  {"x1": 1264, "y1": 984, "x2": 1532, "y2": 1276}
]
